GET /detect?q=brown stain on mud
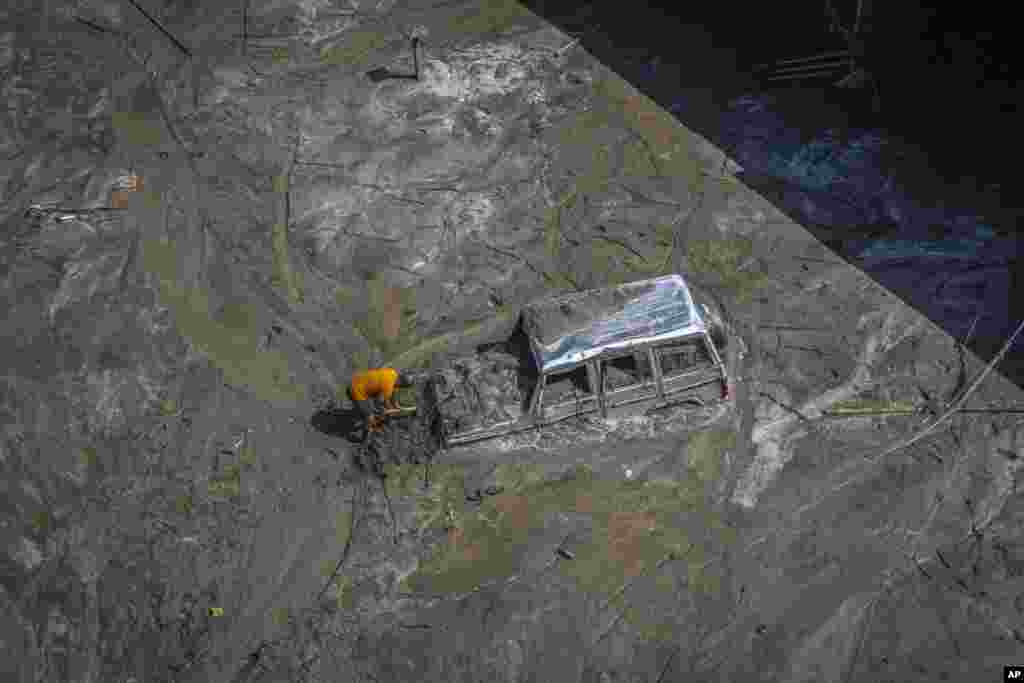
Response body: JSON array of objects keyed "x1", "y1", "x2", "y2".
[
  {"x1": 607, "y1": 510, "x2": 658, "y2": 578},
  {"x1": 109, "y1": 174, "x2": 145, "y2": 209},
  {"x1": 573, "y1": 492, "x2": 596, "y2": 514},
  {"x1": 492, "y1": 493, "x2": 531, "y2": 530},
  {"x1": 379, "y1": 284, "x2": 403, "y2": 341},
  {"x1": 447, "y1": 527, "x2": 485, "y2": 562}
]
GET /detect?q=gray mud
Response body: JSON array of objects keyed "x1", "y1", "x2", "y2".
[{"x1": 2, "y1": 2, "x2": 1022, "y2": 682}]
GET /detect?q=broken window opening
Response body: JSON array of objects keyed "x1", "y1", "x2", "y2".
[
  {"x1": 657, "y1": 338, "x2": 715, "y2": 379},
  {"x1": 601, "y1": 352, "x2": 654, "y2": 392},
  {"x1": 544, "y1": 365, "x2": 594, "y2": 406}
]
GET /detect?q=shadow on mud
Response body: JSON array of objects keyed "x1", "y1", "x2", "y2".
[{"x1": 310, "y1": 406, "x2": 365, "y2": 444}]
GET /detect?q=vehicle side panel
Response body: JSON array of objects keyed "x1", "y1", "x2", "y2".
[
  {"x1": 654, "y1": 335, "x2": 721, "y2": 395},
  {"x1": 598, "y1": 349, "x2": 658, "y2": 418},
  {"x1": 432, "y1": 353, "x2": 528, "y2": 445},
  {"x1": 538, "y1": 362, "x2": 599, "y2": 423}
]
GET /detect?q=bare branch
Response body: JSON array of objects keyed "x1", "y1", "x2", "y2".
[
  {"x1": 870, "y1": 318, "x2": 1024, "y2": 462},
  {"x1": 315, "y1": 483, "x2": 363, "y2": 603},
  {"x1": 242, "y1": 0, "x2": 249, "y2": 57},
  {"x1": 609, "y1": 182, "x2": 683, "y2": 207},
  {"x1": 292, "y1": 163, "x2": 428, "y2": 205},
  {"x1": 591, "y1": 551, "x2": 681, "y2": 648},
  {"x1": 757, "y1": 390, "x2": 813, "y2": 425},
  {"x1": 377, "y1": 454, "x2": 399, "y2": 545},
  {"x1": 74, "y1": 16, "x2": 116, "y2": 34},
  {"x1": 591, "y1": 233, "x2": 646, "y2": 261},
  {"x1": 471, "y1": 233, "x2": 569, "y2": 290},
  {"x1": 654, "y1": 646, "x2": 680, "y2": 683},
  {"x1": 124, "y1": 0, "x2": 193, "y2": 57}
]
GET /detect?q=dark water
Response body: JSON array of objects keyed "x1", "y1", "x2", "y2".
[
  {"x1": 521, "y1": 0, "x2": 1024, "y2": 389},
  {"x1": 716, "y1": 92, "x2": 1017, "y2": 354}
]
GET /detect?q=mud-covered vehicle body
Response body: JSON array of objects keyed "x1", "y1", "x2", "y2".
[{"x1": 422, "y1": 274, "x2": 730, "y2": 449}]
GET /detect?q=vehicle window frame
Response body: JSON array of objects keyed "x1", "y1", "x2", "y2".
[
  {"x1": 599, "y1": 350, "x2": 655, "y2": 394},
  {"x1": 655, "y1": 336, "x2": 717, "y2": 380},
  {"x1": 541, "y1": 364, "x2": 596, "y2": 408}
]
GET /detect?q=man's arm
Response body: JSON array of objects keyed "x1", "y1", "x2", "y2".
[{"x1": 384, "y1": 372, "x2": 413, "y2": 411}]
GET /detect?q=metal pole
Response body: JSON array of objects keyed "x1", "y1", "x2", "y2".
[
  {"x1": 761, "y1": 57, "x2": 852, "y2": 75},
  {"x1": 754, "y1": 50, "x2": 851, "y2": 71}
]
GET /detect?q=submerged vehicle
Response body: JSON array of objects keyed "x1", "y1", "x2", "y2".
[{"x1": 420, "y1": 274, "x2": 731, "y2": 450}]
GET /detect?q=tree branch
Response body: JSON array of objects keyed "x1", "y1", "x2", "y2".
[
  {"x1": 870, "y1": 318, "x2": 1024, "y2": 462},
  {"x1": 471, "y1": 234, "x2": 567, "y2": 289},
  {"x1": 592, "y1": 550, "x2": 681, "y2": 647},
  {"x1": 315, "y1": 482, "x2": 363, "y2": 603},
  {"x1": 591, "y1": 233, "x2": 646, "y2": 261},
  {"x1": 124, "y1": 0, "x2": 192, "y2": 57},
  {"x1": 757, "y1": 390, "x2": 813, "y2": 425},
  {"x1": 75, "y1": 16, "x2": 116, "y2": 34},
  {"x1": 241, "y1": 0, "x2": 249, "y2": 57},
  {"x1": 654, "y1": 646, "x2": 679, "y2": 683}
]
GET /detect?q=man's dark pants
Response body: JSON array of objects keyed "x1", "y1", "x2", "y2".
[{"x1": 347, "y1": 387, "x2": 380, "y2": 440}]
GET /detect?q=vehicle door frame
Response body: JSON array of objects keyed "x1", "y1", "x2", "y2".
[
  {"x1": 594, "y1": 346, "x2": 659, "y2": 419},
  {"x1": 533, "y1": 361, "x2": 601, "y2": 424},
  {"x1": 652, "y1": 332, "x2": 725, "y2": 404}
]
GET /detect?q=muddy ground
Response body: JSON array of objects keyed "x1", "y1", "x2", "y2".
[{"x1": 2, "y1": 2, "x2": 1023, "y2": 682}]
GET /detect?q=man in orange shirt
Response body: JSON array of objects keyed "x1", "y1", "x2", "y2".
[{"x1": 348, "y1": 368, "x2": 413, "y2": 435}]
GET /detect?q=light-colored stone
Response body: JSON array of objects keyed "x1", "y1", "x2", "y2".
[{"x1": 10, "y1": 536, "x2": 44, "y2": 572}]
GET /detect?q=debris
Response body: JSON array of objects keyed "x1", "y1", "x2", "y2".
[
  {"x1": 467, "y1": 485, "x2": 505, "y2": 503},
  {"x1": 556, "y1": 548, "x2": 575, "y2": 560},
  {"x1": 872, "y1": 318, "x2": 1024, "y2": 462},
  {"x1": 24, "y1": 204, "x2": 122, "y2": 223},
  {"x1": 74, "y1": 16, "x2": 114, "y2": 34},
  {"x1": 366, "y1": 37, "x2": 420, "y2": 82},
  {"x1": 379, "y1": 472, "x2": 399, "y2": 545},
  {"x1": 110, "y1": 174, "x2": 144, "y2": 209},
  {"x1": 124, "y1": 0, "x2": 192, "y2": 57},
  {"x1": 556, "y1": 38, "x2": 580, "y2": 56},
  {"x1": 754, "y1": 50, "x2": 854, "y2": 83}
]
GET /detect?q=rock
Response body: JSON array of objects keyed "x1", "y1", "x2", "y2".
[
  {"x1": 19, "y1": 480, "x2": 42, "y2": 505},
  {"x1": 69, "y1": 547, "x2": 103, "y2": 585},
  {"x1": 9, "y1": 536, "x2": 44, "y2": 572}
]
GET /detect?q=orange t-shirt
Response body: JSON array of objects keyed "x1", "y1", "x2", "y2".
[{"x1": 350, "y1": 368, "x2": 399, "y2": 401}]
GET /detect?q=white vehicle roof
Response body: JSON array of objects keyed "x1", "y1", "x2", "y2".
[{"x1": 521, "y1": 274, "x2": 707, "y2": 374}]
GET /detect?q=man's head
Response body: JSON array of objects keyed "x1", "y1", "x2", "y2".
[{"x1": 395, "y1": 371, "x2": 415, "y2": 388}]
